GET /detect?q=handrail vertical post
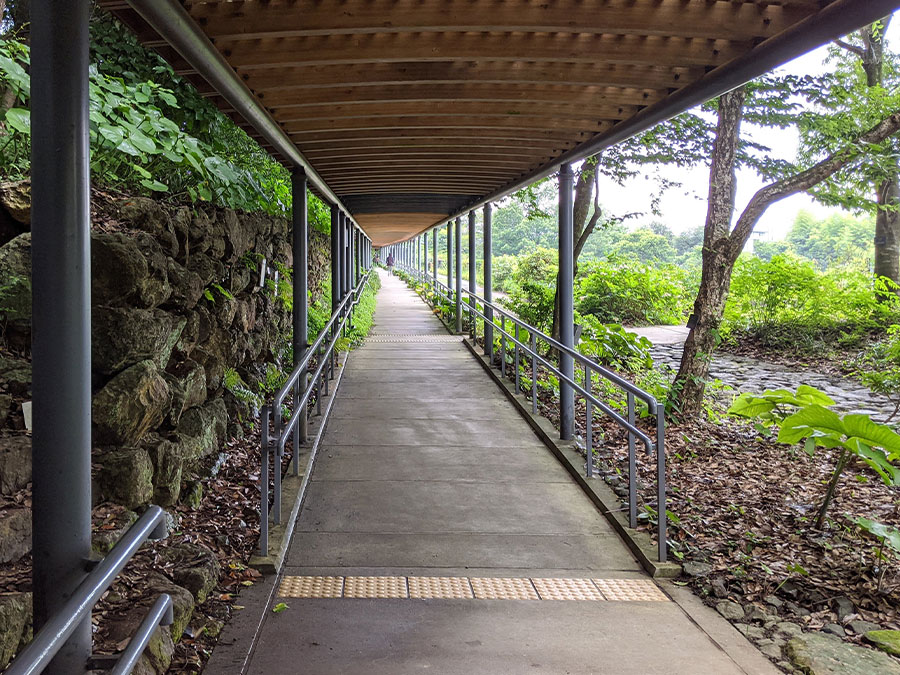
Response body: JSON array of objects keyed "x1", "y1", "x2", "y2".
[
  {"x1": 558, "y1": 163, "x2": 576, "y2": 440},
  {"x1": 30, "y1": 2, "x2": 94, "y2": 671},
  {"x1": 446, "y1": 222, "x2": 452, "y2": 292},
  {"x1": 531, "y1": 333, "x2": 538, "y2": 414},
  {"x1": 585, "y1": 365, "x2": 593, "y2": 477},
  {"x1": 657, "y1": 410, "x2": 667, "y2": 562},
  {"x1": 483, "y1": 203, "x2": 493, "y2": 360},
  {"x1": 468, "y1": 211, "x2": 477, "y2": 338},
  {"x1": 431, "y1": 227, "x2": 437, "y2": 290},
  {"x1": 500, "y1": 315, "x2": 506, "y2": 377},
  {"x1": 514, "y1": 324, "x2": 520, "y2": 393},
  {"x1": 292, "y1": 169, "x2": 309, "y2": 460},
  {"x1": 454, "y1": 217, "x2": 462, "y2": 333},
  {"x1": 259, "y1": 405, "x2": 271, "y2": 555},
  {"x1": 628, "y1": 392, "x2": 637, "y2": 528}
]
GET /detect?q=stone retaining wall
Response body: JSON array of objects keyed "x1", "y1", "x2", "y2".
[{"x1": 0, "y1": 183, "x2": 330, "y2": 670}]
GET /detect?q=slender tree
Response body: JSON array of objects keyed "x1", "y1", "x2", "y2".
[{"x1": 669, "y1": 87, "x2": 900, "y2": 419}]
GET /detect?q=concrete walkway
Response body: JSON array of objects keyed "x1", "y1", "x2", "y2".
[{"x1": 240, "y1": 272, "x2": 771, "y2": 675}]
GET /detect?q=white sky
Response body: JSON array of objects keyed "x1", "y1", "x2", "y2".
[{"x1": 597, "y1": 19, "x2": 898, "y2": 241}]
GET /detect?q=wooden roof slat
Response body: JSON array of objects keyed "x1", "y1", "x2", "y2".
[
  {"x1": 222, "y1": 32, "x2": 747, "y2": 71},
  {"x1": 303, "y1": 147, "x2": 555, "y2": 159},
  {"x1": 292, "y1": 129, "x2": 579, "y2": 144},
  {"x1": 284, "y1": 116, "x2": 613, "y2": 134},
  {"x1": 258, "y1": 83, "x2": 661, "y2": 108},
  {"x1": 272, "y1": 101, "x2": 641, "y2": 123},
  {"x1": 191, "y1": 0, "x2": 813, "y2": 42},
  {"x1": 243, "y1": 61, "x2": 701, "y2": 91}
]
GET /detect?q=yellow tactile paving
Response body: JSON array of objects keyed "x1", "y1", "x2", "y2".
[
  {"x1": 408, "y1": 576, "x2": 475, "y2": 599},
  {"x1": 532, "y1": 577, "x2": 606, "y2": 601},
  {"x1": 592, "y1": 578, "x2": 670, "y2": 602},
  {"x1": 278, "y1": 576, "x2": 344, "y2": 598},
  {"x1": 342, "y1": 576, "x2": 409, "y2": 598},
  {"x1": 275, "y1": 576, "x2": 670, "y2": 602},
  {"x1": 469, "y1": 577, "x2": 539, "y2": 600}
]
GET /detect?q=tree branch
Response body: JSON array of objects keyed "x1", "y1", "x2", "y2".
[
  {"x1": 835, "y1": 38, "x2": 866, "y2": 58},
  {"x1": 728, "y1": 110, "x2": 900, "y2": 257}
]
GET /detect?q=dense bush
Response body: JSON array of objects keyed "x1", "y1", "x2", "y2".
[
  {"x1": 501, "y1": 247, "x2": 558, "y2": 330},
  {"x1": 722, "y1": 253, "x2": 898, "y2": 349},
  {"x1": 0, "y1": 14, "x2": 332, "y2": 231},
  {"x1": 574, "y1": 257, "x2": 694, "y2": 326}
]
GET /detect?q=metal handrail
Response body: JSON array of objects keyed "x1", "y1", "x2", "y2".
[
  {"x1": 257, "y1": 271, "x2": 373, "y2": 555},
  {"x1": 397, "y1": 262, "x2": 667, "y2": 562},
  {"x1": 6, "y1": 507, "x2": 171, "y2": 675}
]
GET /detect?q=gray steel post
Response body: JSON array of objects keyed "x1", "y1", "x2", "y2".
[
  {"x1": 432, "y1": 228, "x2": 437, "y2": 288},
  {"x1": 330, "y1": 205, "x2": 340, "y2": 312},
  {"x1": 559, "y1": 163, "x2": 576, "y2": 440},
  {"x1": 454, "y1": 217, "x2": 462, "y2": 333},
  {"x1": 423, "y1": 232, "x2": 428, "y2": 277},
  {"x1": 30, "y1": 2, "x2": 93, "y2": 672},
  {"x1": 292, "y1": 169, "x2": 309, "y2": 449},
  {"x1": 468, "y1": 211, "x2": 477, "y2": 337},
  {"x1": 446, "y1": 222, "x2": 452, "y2": 291},
  {"x1": 483, "y1": 203, "x2": 493, "y2": 358}
]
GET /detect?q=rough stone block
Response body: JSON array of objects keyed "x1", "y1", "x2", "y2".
[
  {"x1": 0, "y1": 508, "x2": 31, "y2": 563},
  {"x1": 92, "y1": 307, "x2": 185, "y2": 375},
  {"x1": 92, "y1": 360, "x2": 171, "y2": 446},
  {"x1": 0, "y1": 434, "x2": 31, "y2": 494},
  {"x1": 95, "y1": 448, "x2": 154, "y2": 509}
]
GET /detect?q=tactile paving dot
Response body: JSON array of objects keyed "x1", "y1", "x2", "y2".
[
  {"x1": 278, "y1": 576, "x2": 344, "y2": 598},
  {"x1": 470, "y1": 577, "x2": 539, "y2": 600},
  {"x1": 408, "y1": 576, "x2": 474, "y2": 599},
  {"x1": 532, "y1": 577, "x2": 606, "y2": 601},
  {"x1": 343, "y1": 576, "x2": 409, "y2": 598},
  {"x1": 592, "y1": 578, "x2": 669, "y2": 602}
]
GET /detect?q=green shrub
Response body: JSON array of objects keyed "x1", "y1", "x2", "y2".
[
  {"x1": 574, "y1": 257, "x2": 692, "y2": 326},
  {"x1": 576, "y1": 314, "x2": 653, "y2": 372},
  {"x1": 723, "y1": 253, "x2": 898, "y2": 350}
]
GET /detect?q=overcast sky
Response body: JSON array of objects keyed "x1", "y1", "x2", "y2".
[{"x1": 598, "y1": 19, "x2": 898, "y2": 241}]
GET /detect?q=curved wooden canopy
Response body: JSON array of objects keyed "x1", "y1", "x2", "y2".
[{"x1": 102, "y1": 0, "x2": 892, "y2": 246}]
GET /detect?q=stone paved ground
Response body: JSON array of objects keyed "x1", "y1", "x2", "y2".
[{"x1": 647, "y1": 340, "x2": 897, "y2": 422}]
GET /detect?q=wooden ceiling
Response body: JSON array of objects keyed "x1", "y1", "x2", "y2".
[{"x1": 103, "y1": 1, "x2": 850, "y2": 246}]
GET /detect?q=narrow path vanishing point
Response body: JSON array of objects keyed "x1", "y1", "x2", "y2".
[{"x1": 236, "y1": 271, "x2": 775, "y2": 675}]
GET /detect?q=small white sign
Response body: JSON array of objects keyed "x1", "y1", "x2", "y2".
[{"x1": 22, "y1": 401, "x2": 32, "y2": 431}]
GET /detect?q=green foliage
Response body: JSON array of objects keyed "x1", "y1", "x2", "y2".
[
  {"x1": 346, "y1": 274, "x2": 380, "y2": 346},
  {"x1": 574, "y1": 257, "x2": 693, "y2": 326},
  {"x1": 501, "y1": 248, "x2": 558, "y2": 331},
  {"x1": 852, "y1": 325, "x2": 900, "y2": 419},
  {"x1": 723, "y1": 253, "x2": 898, "y2": 350},
  {"x1": 0, "y1": 14, "x2": 333, "y2": 231},
  {"x1": 608, "y1": 228, "x2": 677, "y2": 265},
  {"x1": 728, "y1": 384, "x2": 900, "y2": 527},
  {"x1": 576, "y1": 315, "x2": 653, "y2": 372},
  {"x1": 785, "y1": 210, "x2": 874, "y2": 269}
]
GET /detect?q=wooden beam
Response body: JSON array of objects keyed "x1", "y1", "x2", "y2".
[
  {"x1": 222, "y1": 32, "x2": 746, "y2": 70},
  {"x1": 259, "y1": 83, "x2": 661, "y2": 108},
  {"x1": 314, "y1": 155, "x2": 541, "y2": 173},
  {"x1": 293, "y1": 129, "x2": 578, "y2": 145},
  {"x1": 272, "y1": 101, "x2": 640, "y2": 123},
  {"x1": 191, "y1": 0, "x2": 814, "y2": 42},
  {"x1": 303, "y1": 147, "x2": 554, "y2": 159},
  {"x1": 242, "y1": 61, "x2": 700, "y2": 92},
  {"x1": 307, "y1": 151, "x2": 553, "y2": 163},
  {"x1": 285, "y1": 115, "x2": 614, "y2": 134}
]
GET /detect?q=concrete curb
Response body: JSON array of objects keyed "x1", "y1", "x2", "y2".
[
  {"x1": 462, "y1": 337, "x2": 681, "y2": 579},
  {"x1": 248, "y1": 350, "x2": 350, "y2": 574}
]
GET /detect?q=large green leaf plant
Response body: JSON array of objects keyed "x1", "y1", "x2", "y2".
[{"x1": 729, "y1": 385, "x2": 900, "y2": 528}]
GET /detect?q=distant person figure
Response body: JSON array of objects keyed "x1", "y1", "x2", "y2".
[{"x1": 386, "y1": 252, "x2": 395, "y2": 275}]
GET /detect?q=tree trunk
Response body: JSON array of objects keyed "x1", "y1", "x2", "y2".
[
  {"x1": 860, "y1": 18, "x2": 900, "y2": 290},
  {"x1": 552, "y1": 159, "x2": 600, "y2": 340},
  {"x1": 874, "y1": 177, "x2": 900, "y2": 285},
  {"x1": 669, "y1": 87, "x2": 745, "y2": 420}
]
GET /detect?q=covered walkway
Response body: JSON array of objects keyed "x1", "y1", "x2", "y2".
[{"x1": 236, "y1": 272, "x2": 769, "y2": 675}]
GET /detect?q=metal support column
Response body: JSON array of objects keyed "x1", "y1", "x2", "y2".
[
  {"x1": 454, "y1": 217, "x2": 462, "y2": 333},
  {"x1": 446, "y1": 222, "x2": 452, "y2": 291},
  {"x1": 483, "y1": 203, "x2": 493, "y2": 359},
  {"x1": 330, "y1": 206, "x2": 341, "y2": 312},
  {"x1": 423, "y1": 232, "x2": 428, "y2": 277},
  {"x1": 31, "y1": 2, "x2": 93, "y2": 672},
  {"x1": 291, "y1": 169, "x2": 308, "y2": 449},
  {"x1": 468, "y1": 211, "x2": 477, "y2": 337},
  {"x1": 432, "y1": 228, "x2": 437, "y2": 288},
  {"x1": 559, "y1": 163, "x2": 576, "y2": 440}
]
